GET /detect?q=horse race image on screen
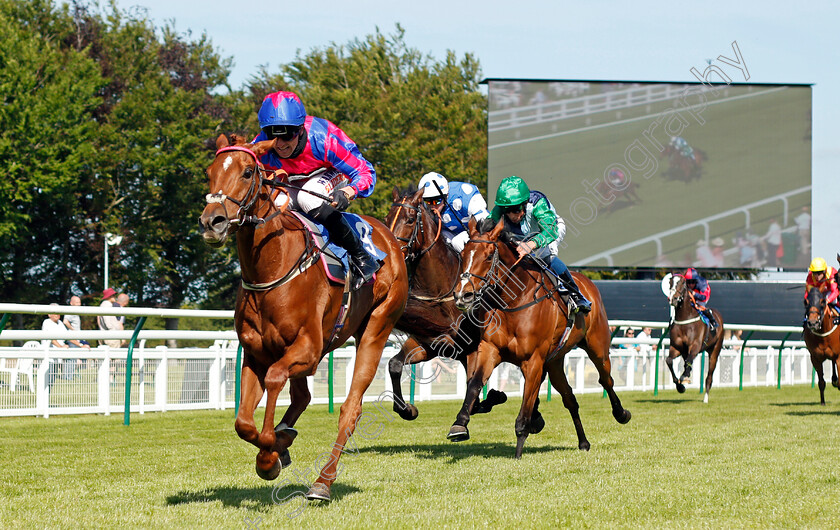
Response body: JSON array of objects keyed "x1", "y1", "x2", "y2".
[{"x1": 487, "y1": 80, "x2": 812, "y2": 269}]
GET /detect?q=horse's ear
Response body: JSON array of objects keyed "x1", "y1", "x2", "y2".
[
  {"x1": 229, "y1": 134, "x2": 248, "y2": 146},
  {"x1": 468, "y1": 216, "x2": 478, "y2": 237},
  {"x1": 251, "y1": 140, "x2": 275, "y2": 158},
  {"x1": 489, "y1": 217, "x2": 505, "y2": 239},
  {"x1": 412, "y1": 189, "x2": 424, "y2": 202},
  {"x1": 836, "y1": 253, "x2": 840, "y2": 266},
  {"x1": 392, "y1": 186, "x2": 400, "y2": 202},
  {"x1": 216, "y1": 134, "x2": 230, "y2": 150}
]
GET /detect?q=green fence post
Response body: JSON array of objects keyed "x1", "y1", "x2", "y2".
[
  {"x1": 738, "y1": 330, "x2": 755, "y2": 391},
  {"x1": 410, "y1": 365, "x2": 416, "y2": 405},
  {"x1": 812, "y1": 365, "x2": 816, "y2": 388},
  {"x1": 0, "y1": 313, "x2": 10, "y2": 335},
  {"x1": 328, "y1": 350, "x2": 335, "y2": 414},
  {"x1": 482, "y1": 383, "x2": 488, "y2": 401},
  {"x1": 123, "y1": 316, "x2": 147, "y2": 426},
  {"x1": 698, "y1": 350, "x2": 706, "y2": 394},
  {"x1": 776, "y1": 331, "x2": 792, "y2": 390},
  {"x1": 235, "y1": 343, "x2": 243, "y2": 417},
  {"x1": 547, "y1": 376, "x2": 552, "y2": 402},
  {"x1": 653, "y1": 327, "x2": 670, "y2": 396}
]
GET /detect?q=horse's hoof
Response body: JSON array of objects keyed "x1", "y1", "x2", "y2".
[
  {"x1": 447, "y1": 425, "x2": 469, "y2": 442},
  {"x1": 396, "y1": 403, "x2": 419, "y2": 421},
  {"x1": 487, "y1": 389, "x2": 508, "y2": 405},
  {"x1": 278, "y1": 449, "x2": 292, "y2": 468},
  {"x1": 579, "y1": 441, "x2": 591, "y2": 451},
  {"x1": 614, "y1": 409, "x2": 632, "y2": 424},
  {"x1": 676, "y1": 383, "x2": 686, "y2": 394},
  {"x1": 703, "y1": 393, "x2": 709, "y2": 404},
  {"x1": 255, "y1": 455, "x2": 282, "y2": 481},
  {"x1": 529, "y1": 412, "x2": 545, "y2": 434},
  {"x1": 305, "y1": 482, "x2": 331, "y2": 502}
]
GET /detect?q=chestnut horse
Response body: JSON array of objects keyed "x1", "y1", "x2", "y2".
[
  {"x1": 383, "y1": 188, "x2": 506, "y2": 423},
  {"x1": 198, "y1": 134, "x2": 408, "y2": 502},
  {"x1": 452, "y1": 218, "x2": 631, "y2": 458},
  {"x1": 664, "y1": 274, "x2": 725, "y2": 402},
  {"x1": 803, "y1": 286, "x2": 840, "y2": 405}
]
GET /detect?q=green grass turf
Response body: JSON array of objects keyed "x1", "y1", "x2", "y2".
[
  {"x1": 1, "y1": 385, "x2": 838, "y2": 528},
  {"x1": 488, "y1": 85, "x2": 812, "y2": 266}
]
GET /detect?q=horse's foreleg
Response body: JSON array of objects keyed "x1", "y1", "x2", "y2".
[
  {"x1": 306, "y1": 324, "x2": 392, "y2": 502},
  {"x1": 272, "y1": 377, "x2": 310, "y2": 467},
  {"x1": 255, "y1": 360, "x2": 291, "y2": 481},
  {"x1": 234, "y1": 360, "x2": 266, "y2": 447},
  {"x1": 665, "y1": 347, "x2": 686, "y2": 393},
  {"x1": 545, "y1": 356, "x2": 589, "y2": 451},
  {"x1": 832, "y1": 358, "x2": 839, "y2": 389},
  {"x1": 448, "y1": 343, "x2": 497, "y2": 442},
  {"x1": 580, "y1": 341, "x2": 631, "y2": 424},
  {"x1": 813, "y1": 354, "x2": 827, "y2": 405},
  {"x1": 386, "y1": 336, "x2": 427, "y2": 420}
]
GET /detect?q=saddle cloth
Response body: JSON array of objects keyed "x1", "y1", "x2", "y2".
[{"x1": 291, "y1": 211, "x2": 386, "y2": 284}]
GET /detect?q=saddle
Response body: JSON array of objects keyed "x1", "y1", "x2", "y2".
[{"x1": 291, "y1": 211, "x2": 386, "y2": 285}]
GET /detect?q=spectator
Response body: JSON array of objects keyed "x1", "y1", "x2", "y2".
[
  {"x1": 763, "y1": 219, "x2": 782, "y2": 267},
  {"x1": 116, "y1": 292, "x2": 131, "y2": 346},
  {"x1": 794, "y1": 206, "x2": 811, "y2": 257},
  {"x1": 42, "y1": 304, "x2": 69, "y2": 385},
  {"x1": 710, "y1": 238, "x2": 726, "y2": 267},
  {"x1": 61, "y1": 295, "x2": 90, "y2": 377},
  {"x1": 98, "y1": 288, "x2": 123, "y2": 349},
  {"x1": 635, "y1": 327, "x2": 653, "y2": 356},
  {"x1": 695, "y1": 239, "x2": 715, "y2": 267}
]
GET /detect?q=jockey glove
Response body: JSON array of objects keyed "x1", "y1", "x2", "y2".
[{"x1": 330, "y1": 189, "x2": 350, "y2": 211}]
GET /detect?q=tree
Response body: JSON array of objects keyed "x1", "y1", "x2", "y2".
[{"x1": 0, "y1": 0, "x2": 104, "y2": 315}]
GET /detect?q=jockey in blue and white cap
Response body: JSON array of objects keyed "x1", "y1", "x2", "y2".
[
  {"x1": 252, "y1": 91, "x2": 379, "y2": 288},
  {"x1": 418, "y1": 171, "x2": 490, "y2": 253}
]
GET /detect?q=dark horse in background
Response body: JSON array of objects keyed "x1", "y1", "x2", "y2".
[
  {"x1": 803, "y1": 285, "x2": 840, "y2": 405},
  {"x1": 198, "y1": 134, "x2": 408, "y2": 502},
  {"x1": 664, "y1": 273, "x2": 725, "y2": 402},
  {"x1": 452, "y1": 218, "x2": 631, "y2": 457},
  {"x1": 661, "y1": 144, "x2": 707, "y2": 182},
  {"x1": 383, "y1": 188, "x2": 507, "y2": 423}
]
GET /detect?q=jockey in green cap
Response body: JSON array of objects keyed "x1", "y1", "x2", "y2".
[{"x1": 485, "y1": 175, "x2": 591, "y2": 313}]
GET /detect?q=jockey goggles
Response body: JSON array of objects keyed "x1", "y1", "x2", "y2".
[
  {"x1": 263, "y1": 124, "x2": 302, "y2": 142},
  {"x1": 424, "y1": 197, "x2": 444, "y2": 206},
  {"x1": 502, "y1": 202, "x2": 526, "y2": 214}
]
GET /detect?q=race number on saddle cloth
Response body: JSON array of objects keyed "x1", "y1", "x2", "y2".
[
  {"x1": 282, "y1": 209, "x2": 387, "y2": 284},
  {"x1": 253, "y1": 90, "x2": 380, "y2": 289}
]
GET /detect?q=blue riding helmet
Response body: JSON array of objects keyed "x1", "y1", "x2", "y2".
[{"x1": 258, "y1": 91, "x2": 307, "y2": 129}]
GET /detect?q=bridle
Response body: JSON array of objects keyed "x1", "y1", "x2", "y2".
[
  {"x1": 804, "y1": 289, "x2": 836, "y2": 336},
  {"x1": 205, "y1": 146, "x2": 278, "y2": 228},
  {"x1": 205, "y1": 145, "x2": 319, "y2": 291},
  {"x1": 388, "y1": 198, "x2": 443, "y2": 261},
  {"x1": 459, "y1": 238, "x2": 503, "y2": 304}
]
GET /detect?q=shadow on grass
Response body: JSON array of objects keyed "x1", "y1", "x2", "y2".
[
  {"x1": 634, "y1": 398, "x2": 697, "y2": 404},
  {"x1": 357, "y1": 441, "x2": 576, "y2": 462},
  {"x1": 784, "y1": 409, "x2": 840, "y2": 417},
  {"x1": 166, "y1": 482, "x2": 362, "y2": 509},
  {"x1": 769, "y1": 401, "x2": 822, "y2": 407}
]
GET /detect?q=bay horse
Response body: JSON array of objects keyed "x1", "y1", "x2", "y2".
[
  {"x1": 802, "y1": 286, "x2": 840, "y2": 405},
  {"x1": 383, "y1": 188, "x2": 505, "y2": 423},
  {"x1": 451, "y1": 218, "x2": 631, "y2": 457},
  {"x1": 198, "y1": 134, "x2": 408, "y2": 502},
  {"x1": 664, "y1": 273, "x2": 725, "y2": 402}
]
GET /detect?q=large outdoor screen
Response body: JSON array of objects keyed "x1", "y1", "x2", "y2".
[{"x1": 487, "y1": 80, "x2": 812, "y2": 269}]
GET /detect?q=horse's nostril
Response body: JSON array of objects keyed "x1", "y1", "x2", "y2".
[{"x1": 211, "y1": 215, "x2": 228, "y2": 230}]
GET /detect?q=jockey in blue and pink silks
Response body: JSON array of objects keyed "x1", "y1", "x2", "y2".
[
  {"x1": 684, "y1": 267, "x2": 715, "y2": 325},
  {"x1": 252, "y1": 91, "x2": 380, "y2": 288}
]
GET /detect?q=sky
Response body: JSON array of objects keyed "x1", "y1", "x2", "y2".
[{"x1": 112, "y1": 0, "x2": 840, "y2": 268}]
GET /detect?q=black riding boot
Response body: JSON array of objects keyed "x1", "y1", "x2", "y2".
[
  {"x1": 312, "y1": 205, "x2": 380, "y2": 289},
  {"x1": 558, "y1": 269, "x2": 592, "y2": 314}
]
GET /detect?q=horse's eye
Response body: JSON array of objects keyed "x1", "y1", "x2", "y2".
[
  {"x1": 405, "y1": 216, "x2": 415, "y2": 224},
  {"x1": 243, "y1": 167, "x2": 253, "y2": 178}
]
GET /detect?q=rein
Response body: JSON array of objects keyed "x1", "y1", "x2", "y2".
[
  {"x1": 210, "y1": 146, "x2": 322, "y2": 292},
  {"x1": 805, "y1": 296, "x2": 839, "y2": 337}
]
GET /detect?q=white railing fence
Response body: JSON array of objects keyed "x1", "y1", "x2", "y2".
[{"x1": 0, "y1": 305, "x2": 823, "y2": 418}]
